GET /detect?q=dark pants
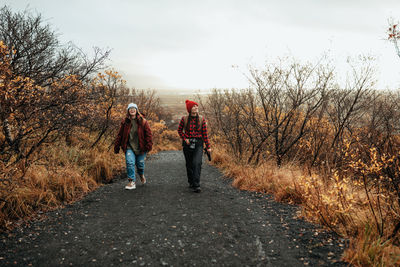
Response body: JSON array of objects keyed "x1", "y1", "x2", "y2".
[{"x1": 183, "y1": 139, "x2": 203, "y2": 188}]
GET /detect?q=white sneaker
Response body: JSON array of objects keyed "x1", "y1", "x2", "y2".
[{"x1": 125, "y1": 181, "x2": 136, "y2": 190}]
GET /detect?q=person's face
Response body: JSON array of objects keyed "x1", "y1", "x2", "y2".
[
  {"x1": 129, "y1": 108, "x2": 137, "y2": 116},
  {"x1": 191, "y1": 105, "x2": 199, "y2": 113}
]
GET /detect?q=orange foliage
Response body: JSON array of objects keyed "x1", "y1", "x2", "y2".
[{"x1": 149, "y1": 120, "x2": 181, "y2": 153}]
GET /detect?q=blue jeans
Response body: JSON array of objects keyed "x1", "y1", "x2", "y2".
[{"x1": 125, "y1": 149, "x2": 146, "y2": 181}]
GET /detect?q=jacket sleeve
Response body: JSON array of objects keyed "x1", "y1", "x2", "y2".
[
  {"x1": 144, "y1": 120, "x2": 153, "y2": 152},
  {"x1": 114, "y1": 121, "x2": 124, "y2": 154},
  {"x1": 202, "y1": 117, "x2": 211, "y2": 149}
]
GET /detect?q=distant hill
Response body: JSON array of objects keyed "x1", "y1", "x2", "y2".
[{"x1": 156, "y1": 89, "x2": 210, "y2": 121}]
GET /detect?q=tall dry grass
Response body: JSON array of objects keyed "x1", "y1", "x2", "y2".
[
  {"x1": 212, "y1": 147, "x2": 303, "y2": 203},
  {"x1": 0, "y1": 121, "x2": 180, "y2": 231},
  {"x1": 0, "y1": 134, "x2": 122, "y2": 230},
  {"x1": 343, "y1": 224, "x2": 400, "y2": 266},
  {"x1": 210, "y1": 144, "x2": 400, "y2": 267}
]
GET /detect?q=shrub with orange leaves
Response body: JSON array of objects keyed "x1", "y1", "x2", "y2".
[
  {"x1": 0, "y1": 7, "x2": 178, "y2": 233},
  {"x1": 203, "y1": 60, "x2": 400, "y2": 265},
  {"x1": 87, "y1": 70, "x2": 128, "y2": 147},
  {"x1": 1, "y1": 41, "x2": 92, "y2": 164},
  {"x1": 149, "y1": 120, "x2": 180, "y2": 153}
]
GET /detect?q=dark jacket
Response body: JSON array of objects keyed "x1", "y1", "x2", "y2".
[{"x1": 114, "y1": 116, "x2": 153, "y2": 154}]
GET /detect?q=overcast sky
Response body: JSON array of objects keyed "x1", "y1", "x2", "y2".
[{"x1": 3, "y1": 0, "x2": 400, "y2": 91}]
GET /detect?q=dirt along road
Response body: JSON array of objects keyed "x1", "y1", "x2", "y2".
[{"x1": 0, "y1": 151, "x2": 347, "y2": 266}]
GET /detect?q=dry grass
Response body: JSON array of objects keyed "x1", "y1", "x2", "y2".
[
  {"x1": 210, "y1": 144, "x2": 400, "y2": 266},
  {"x1": 0, "y1": 122, "x2": 182, "y2": 231},
  {"x1": 343, "y1": 225, "x2": 400, "y2": 267},
  {"x1": 0, "y1": 166, "x2": 100, "y2": 230},
  {"x1": 2, "y1": 122, "x2": 399, "y2": 266},
  {"x1": 211, "y1": 147, "x2": 303, "y2": 204},
  {"x1": 0, "y1": 133, "x2": 124, "y2": 231},
  {"x1": 149, "y1": 121, "x2": 181, "y2": 154}
]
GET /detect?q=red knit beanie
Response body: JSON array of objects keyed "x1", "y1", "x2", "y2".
[{"x1": 185, "y1": 100, "x2": 198, "y2": 113}]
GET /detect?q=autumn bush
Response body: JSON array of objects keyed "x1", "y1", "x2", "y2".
[
  {"x1": 203, "y1": 56, "x2": 400, "y2": 266},
  {"x1": 149, "y1": 121, "x2": 181, "y2": 153},
  {"x1": 0, "y1": 10, "x2": 178, "y2": 231}
]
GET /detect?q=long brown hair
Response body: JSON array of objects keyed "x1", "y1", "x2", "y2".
[
  {"x1": 185, "y1": 114, "x2": 201, "y2": 132},
  {"x1": 126, "y1": 109, "x2": 144, "y2": 124}
]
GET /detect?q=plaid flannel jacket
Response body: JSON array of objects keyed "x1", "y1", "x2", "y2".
[{"x1": 177, "y1": 115, "x2": 210, "y2": 149}]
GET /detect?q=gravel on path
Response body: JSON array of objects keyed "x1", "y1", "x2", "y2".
[{"x1": 0, "y1": 151, "x2": 347, "y2": 266}]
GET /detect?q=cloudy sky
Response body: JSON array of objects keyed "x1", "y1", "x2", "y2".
[{"x1": 3, "y1": 0, "x2": 400, "y2": 91}]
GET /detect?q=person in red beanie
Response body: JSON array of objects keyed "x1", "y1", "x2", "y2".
[{"x1": 177, "y1": 100, "x2": 211, "y2": 192}]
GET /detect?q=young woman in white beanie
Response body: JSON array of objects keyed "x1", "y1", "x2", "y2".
[{"x1": 114, "y1": 103, "x2": 153, "y2": 189}]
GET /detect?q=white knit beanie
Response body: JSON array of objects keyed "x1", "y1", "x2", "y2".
[{"x1": 127, "y1": 103, "x2": 138, "y2": 112}]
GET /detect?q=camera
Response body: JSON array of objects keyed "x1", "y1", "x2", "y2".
[{"x1": 189, "y1": 139, "x2": 196, "y2": 149}]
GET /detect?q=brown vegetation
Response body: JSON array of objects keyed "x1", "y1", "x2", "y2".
[
  {"x1": 202, "y1": 56, "x2": 400, "y2": 266},
  {"x1": 2, "y1": 5, "x2": 400, "y2": 266},
  {"x1": 0, "y1": 6, "x2": 181, "y2": 231}
]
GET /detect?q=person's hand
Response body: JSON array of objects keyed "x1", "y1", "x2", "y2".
[
  {"x1": 185, "y1": 139, "x2": 190, "y2": 145},
  {"x1": 207, "y1": 148, "x2": 211, "y2": 153}
]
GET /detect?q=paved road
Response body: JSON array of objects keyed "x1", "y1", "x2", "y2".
[{"x1": 0, "y1": 151, "x2": 347, "y2": 266}]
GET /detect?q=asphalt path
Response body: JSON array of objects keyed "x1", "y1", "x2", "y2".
[{"x1": 0, "y1": 151, "x2": 347, "y2": 266}]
